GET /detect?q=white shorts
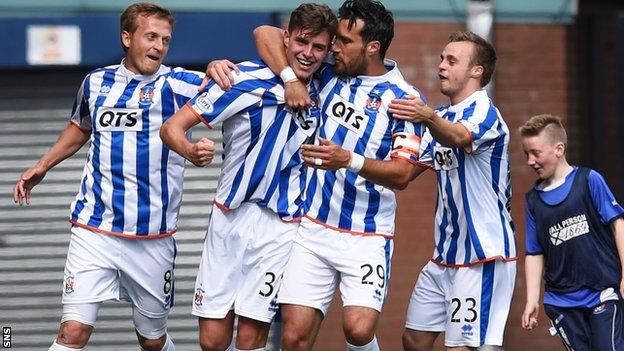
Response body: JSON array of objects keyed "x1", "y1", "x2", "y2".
[
  {"x1": 63, "y1": 226, "x2": 176, "y2": 318},
  {"x1": 277, "y1": 217, "x2": 393, "y2": 316},
  {"x1": 405, "y1": 260, "x2": 516, "y2": 347},
  {"x1": 192, "y1": 203, "x2": 297, "y2": 323}
]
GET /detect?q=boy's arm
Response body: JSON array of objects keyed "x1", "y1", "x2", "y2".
[
  {"x1": 611, "y1": 217, "x2": 624, "y2": 297},
  {"x1": 253, "y1": 25, "x2": 311, "y2": 109},
  {"x1": 522, "y1": 254, "x2": 544, "y2": 331}
]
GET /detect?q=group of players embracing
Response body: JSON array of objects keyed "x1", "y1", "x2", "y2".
[{"x1": 14, "y1": 1, "x2": 624, "y2": 351}]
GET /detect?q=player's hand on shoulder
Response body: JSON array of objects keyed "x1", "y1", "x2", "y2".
[
  {"x1": 188, "y1": 137, "x2": 215, "y2": 167},
  {"x1": 521, "y1": 302, "x2": 539, "y2": 331},
  {"x1": 284, "y1": 80, "x2": 311, "y2": 110},
  {"x1": 13, "y1": 165, "x2": 47, "y2": 205},
  {"x1": 301, "y1": 138, "x2": 350, "y2": 170},
  {"x1": 389, "y1": 94, "x2": 436, "y2": 123},
  {"x1": 200, "y1": 59, "x2": 239, "y2": 92}
]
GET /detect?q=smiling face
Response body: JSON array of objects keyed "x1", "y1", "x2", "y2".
[
  {"x1": 438, "y1": 41, "x2": 483, "y2": 104},
  {"x1": 332, "y1": 19, "x2": 368, "y2": 76},
  {"x1": 284, "y1": 27, "x2": 331, "y2": 83},
  {"x1": 121, "y1": 14, "x2": 172, "y2": 76},
  {"x1": 521, "y1": 130, "x2": 565, "y2": 182}
]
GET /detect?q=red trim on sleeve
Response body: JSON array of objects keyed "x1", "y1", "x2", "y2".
[
  {"x1": 69, "y1": 120, "x2": 91, "y2": 134},
  {"x1": 185, "y1": 103, "x2": 213, "y2": 129},
  {"x1": 455, "y1": 121, "x2": 474, "y2": 153}
]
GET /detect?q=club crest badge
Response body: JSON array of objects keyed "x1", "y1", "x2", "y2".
[
  {"x1": 366, "y1": 90, "x2": 382, "y2": 111},
  {"x1": 64, "y1": 274, "x2": 75, "y2": 294},
  {"x1": 139, "y1": 85, "x2": 155, "y2": 105},
  {"x1": 194, "y1": 288, "x2": 204, "y2": 306}
]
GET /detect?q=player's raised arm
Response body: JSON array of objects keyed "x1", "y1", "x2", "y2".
[
  {"x1": 13, "y1": 122, "x2": 90, "y2": 205},
  {"x1": 200, "y1": 59, "x2": 239, "y2": 91},
  {"x1": 390, "y1": 95, "x2": 471, "y2": 148},
  {"x1": 253, "y1": 25, "x2": 311, "y2": 109},
  {"x1": 160, "y1": 107, "x2": 214, "y2": 167}
]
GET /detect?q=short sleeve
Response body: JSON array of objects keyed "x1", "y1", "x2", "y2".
[
  {"x1": 69, "y1": 76, "x2": 92, "y2": 132},
  {"x1": 588, "y1": 170, "x2": 624, "y2": 224},
  {"x1": 167, "y1": 68, "x2": 205, "y2": 106},
  {"x1": 457, "y1": 102, "x2": 505, "y2": 154},
  {"x1": 416, "y1": 129, "x2": 434, "y2": 168},
  {"x1": 524, "y1": 196, "x2": 543, "y2": 255},
  {"x1": 187, "y1": 68, "x2": 280, "y2": 127}
]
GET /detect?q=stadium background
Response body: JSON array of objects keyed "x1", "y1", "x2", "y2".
[{"x1": 0, "y1": 0, "x2": 622, "y2": 349}]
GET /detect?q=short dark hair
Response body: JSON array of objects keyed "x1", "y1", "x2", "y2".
[
  {"x1": 288, "y1": 3, "x2": 337, "y2": 38},
  {"x1": 338, "y1": 0, "x2": 394, "y2": 59},
  {"x1": 120, "y1": 2, "x2": 174, "y2": 51},
  {"x1": 448, "y1": 31, "x2": 496, "y2": 87}
]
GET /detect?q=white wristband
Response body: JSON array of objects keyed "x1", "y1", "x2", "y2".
[
  {"x1": 347, "y1": 152, "x2": 365, "y2": 173},
  {"x1": 279, "y1": 66, "x2": 298, "y2": 83}
]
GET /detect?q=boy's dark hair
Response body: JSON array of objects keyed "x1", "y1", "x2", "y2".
[
  {"x1": 120, "y1": 2, "x2": 174, "y2": 51},
  {"x1": 448, "y1": 31, "x2": 496, "y2": 87},
  {"x1": 288, "y1": 3, "x2": 338, "y2": 38},
  {"x1": 519, "y1": 114, "x2": 568, "y2": 147},
  {"x1": 338, "y1": 0, "x2": 394, "y2": 59}
]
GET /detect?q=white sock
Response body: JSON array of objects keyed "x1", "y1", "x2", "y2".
[
  {"x1": 160, "y1": 334, "x2": 176, "y2": 351},
  {"x1": 347, "y1": 336, "x2": 379, "y2": 351},
  {"x1": 48, "y1": 340, "x2": 83, "y2": 351}
]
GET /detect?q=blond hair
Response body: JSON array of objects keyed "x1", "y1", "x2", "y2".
[{"x1": 519, "y1": 114, "x2": 567, "y2": 147}]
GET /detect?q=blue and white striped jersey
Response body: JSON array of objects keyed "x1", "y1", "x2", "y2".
[
  {"x1": 418, "y1": 90, "x2": 516, "y2": 266},
  {"x1": 69, "y1": 62, "x2": 204, "y2": 238},
  {"x1": 187, "y1": 60, "x2": 319, "y2": 221},
  {"x1": 303, "y1": 60, "x2": 423, "y2": 237}
]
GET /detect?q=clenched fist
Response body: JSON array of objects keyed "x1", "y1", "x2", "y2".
[{"x1": 187, "y1": 137, "x2": 215, "y2": 167}]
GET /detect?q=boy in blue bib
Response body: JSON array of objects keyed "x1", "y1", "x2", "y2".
[{"x1": 520, "y1": 114, "x2": 624, "y2": 350}]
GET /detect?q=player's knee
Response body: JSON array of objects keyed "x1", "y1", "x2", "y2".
[
  {"x1": 402, "y1": 330, "x2": 431, "y2": 351},
  {"x1": 343, "y1": 323, "x2": 375, "y2": 346},
  {"x1": 56, "y1": 321, "x2": 93, "y2": 348},
  {"x1": 137, "y1": 334, "x2": 166, "y2": 351},
  {"x1": 236, "y1": 327, "x2": 268, "y2": 349},
  {"x1": 199, "y1": 335, "x2": 230, "y2": 351},
  {"x1": 281, "y1": 328, "x2": 312, "y2": 351}
]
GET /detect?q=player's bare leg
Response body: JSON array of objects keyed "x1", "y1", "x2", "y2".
[
  {"x1": 236, "y1": 316, "x2": 271, "y2": 350},
  {"x1": 280, "y1": 304, "x2": 323, "y2": 351},
  {"x1": 343, "y1": 306, "x2": 380, "y2": 349},
  {"x1": 135, "y1": 331, "x2": 169, "y2": 351},
  {"x1": 199, "y1": 311, "x2": 235, "y2": 351},
  {"x1": 52, "y1": 320, "x2": 93, "y2": 349},
  {"x1": 402, "y1": 329, "x2": 438, "y2": 351}
]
